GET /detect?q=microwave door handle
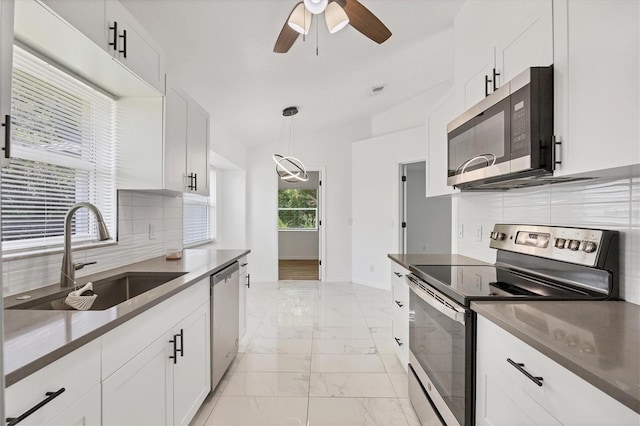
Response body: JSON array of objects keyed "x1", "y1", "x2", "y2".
[
  {"x1": 407, "y1": 277, "x2": 466, "y2": 325},
  {"x1": 456, "y1": 154, "x2": 497, "y2": 175}
]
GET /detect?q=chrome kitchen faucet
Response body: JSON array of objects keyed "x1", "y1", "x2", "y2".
[{"x1": 60, "y1": 202, "x2": 111, "y2": 288}]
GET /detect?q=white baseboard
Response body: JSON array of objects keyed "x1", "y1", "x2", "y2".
[{"x1": 352, "y1": 279, "x2": 390, "y2": 291}]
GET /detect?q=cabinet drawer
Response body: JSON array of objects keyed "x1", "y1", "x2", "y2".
[
  {"x1": 102, "y1": 277, "x2": 209, "y2": 378},
  {"x1": 392, "y1": 279, "x2": 409, "y2": 318},
  {"x1": 239, "y1": 257, "x2": 248, "y2": 276},
  {"x1": 391, "y1": 315, "x2": 409, "y2": 369},
  {"x1": 390, "y1": 264, "x2": 409, "y2": 286},
  {"x1": 5, "y1": 339, "x2": 100, "y2": 425},
  {"x1": 477, "y1": 315, "x2": 639, "y2": 425}
]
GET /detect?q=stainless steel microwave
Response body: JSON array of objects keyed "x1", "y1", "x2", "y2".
[{"x1": 447, "y1": 66, "x2": 554, "y2": 190}]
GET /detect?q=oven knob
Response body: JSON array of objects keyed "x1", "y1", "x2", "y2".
[
  {"x1": 555, "y1": 238, "x2": 566, "y2": 249},
  {"x1": 568, "y1": 240, "x2": 580, "y2": 251},
  {"x1": 490, "y1": 232, "x2": 496, "y2": 240},
  {"x1": 583, "y1": 241, "x2": 597, "y2": 253},
  {"x1": 496, "y1": 232, "x2": 506, "y2": 241}
]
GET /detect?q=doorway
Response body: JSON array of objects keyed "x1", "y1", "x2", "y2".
[
  {"x1": 400, "y1": 162, "x2": 452, "y2": 254},
  {"x1": 277, "y1": 171, "x2": 323, "y2": 280}
]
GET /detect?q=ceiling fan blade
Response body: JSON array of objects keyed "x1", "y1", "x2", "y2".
[
  {"x1": 274, "y1": 3, "x2": 302, "y2": 53},
  {"x1": 335, "y1": 0, "x2": 391, "y2": 44}
]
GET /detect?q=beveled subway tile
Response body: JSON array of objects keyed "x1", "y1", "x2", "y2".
[
  {"x1": 309, "y1": 372, "x2": 396, "y2": 397},
  {"x1": 307, "y1": 397, "x2": 408, "y2": 426},
  {"x1": 246, "y1": 339, "x2": 313, "y2": 354},
  {"x1": 222, "y1": 372, "x2": 310, "y2": 397},
  {"x1": 311, "y1": 338, "x2": 377, "y2": 355},
  {"x1": 235, "y1": 354, "x2": 312, "y2": 372},
  {"x1": 206, "y1": 396, "x2": 308, "y2": 426},
  {"x1": 310, "y1": 354, "x2": 386, "y2": 373}
]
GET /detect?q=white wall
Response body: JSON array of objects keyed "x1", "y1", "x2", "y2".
[
  {"x1": 215, "y1": 169, "x2": 247, "y2": 250},
  {"x1": 455, "y1": 177, "x2": 640, "y2": 305},
  {"x1": 247, "y1": 119, "x2": 368, "y2": 282},
  {"x1": 210, "y1": 122, "x2": 247, "y2": 170},
  {"x1": 278, "y1": 231, "x2": 319, "y2": 260},
  {"x1": 3, "y1": 191, "x2": 183, "y2": 296},
  {"x1": 352, "y1": 126, "x2": 427, "y2": 289}
]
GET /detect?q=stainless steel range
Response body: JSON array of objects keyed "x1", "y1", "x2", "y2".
[{"x1": 407, "y1": 224, "x2": 619, "y2": 426}]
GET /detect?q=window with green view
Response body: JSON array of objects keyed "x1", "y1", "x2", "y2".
[{"x1": 278, "y1": 189, "x2": 318, "y2": 230}]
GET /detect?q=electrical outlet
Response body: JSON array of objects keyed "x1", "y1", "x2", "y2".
[
  {"x1": 458, "y1": 224, "x2": 464, "y2": 239},
  {"x1": 476, "y1": 226, "x2": 483, "y2": 242}
]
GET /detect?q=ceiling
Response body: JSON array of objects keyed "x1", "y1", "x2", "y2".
[{"x1": 120, "y1": 0, "x2": 464, "y2": 148}]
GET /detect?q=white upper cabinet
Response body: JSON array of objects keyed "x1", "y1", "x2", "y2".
[
  {"x1": 164, "y1": 80, "x2": 190, "y2": 193},
  {"x1": 0, "y1": 0, "x2": 14, "y2": 167},
  {"x1": 36, "y1": 0, "x2": 165, "y2": 94},
  {"x1": 186, "y1": 100, "x2": 211, "y2": 196},
  {"x1": 426, "y1": 89, "x2": 463, "y2": 197},
  {"x1": 105, "y1": 0, "x2": 165, "y2": 93},
  {"x1": 553, "y1": 0, "x2": 640, "y2": 176}
]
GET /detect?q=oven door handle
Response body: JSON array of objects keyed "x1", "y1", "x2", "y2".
[{"x1": 407, "y1": 275, "x2": 466, "y2": 325}]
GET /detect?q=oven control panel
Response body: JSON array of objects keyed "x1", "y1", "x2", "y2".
[{"x1": 489, "y1": 224, "x2": 609, "y2": 266}]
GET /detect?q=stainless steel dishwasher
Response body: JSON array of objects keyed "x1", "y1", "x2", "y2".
[{"x1": 211, "y1": 261, "x2": 239, "y2": 390}]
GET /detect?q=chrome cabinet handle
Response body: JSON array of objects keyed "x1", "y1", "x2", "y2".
[
  {"x1": 6, "y1": 388, "x2": 66, "y2": 425},
  {"x1": 507, "y1": 358, "x2": 543, "y2": 387}
]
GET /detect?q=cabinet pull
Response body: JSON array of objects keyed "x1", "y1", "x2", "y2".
[
  {"x1": 2, "y1": 114, "x2": 10, "y2": 159},
  {"x1": 553, "y1": 136, "x2": 562, "y2": 167},
  {"x1": 393, "y1": 272, "x2": 402, "y2": 278},
  {"x1": 240, "y1": 263, "x2": 248, "y2": 267},
  {"x1": 485, "y1": 74, "x2": 491, "y2": 97},
  {"x1": 177, "y1": 328, "x2": 184, "y2": 358},
  {"x1": 492, "y1": 67, "x2": 500, "y2": 91},
  {"x1": 169, "y1": 335, "x2": 178, "y2": 364},
  {"x1": 108, "y1": 21, "x2": 118, "y2": 51},
  {"x1": 247, "y1": 273, "x2": 250, "y2": 288},
  {"x1": 394, "y1": 300, "x2": 404, "y2": 308},
  {"x1": 507, "y1": 358, "x2": 543, "y2": 387},
  {"x1": 394, "y1": 337, "x2": 403, "y2": 347},
  {"x1": 119, "y1": 29, "x2": 127, "y2": 58},
  {"x1": 6, "y1": 388, "x2": 66, "y2": 426},
  {"x1": 187, "y1": 173, "x2": 197, "y2": 190}
]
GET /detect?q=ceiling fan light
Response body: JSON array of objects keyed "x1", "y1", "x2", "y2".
[
  {"x1": 288, "y1": 2, "x2": 312, "y2": 35},
  {"x1": 303, "y1": 0, "x2": 328, "y2": 15},
  {"x1": 325, "y1": 2, "x2": 349, "y2": 34}
]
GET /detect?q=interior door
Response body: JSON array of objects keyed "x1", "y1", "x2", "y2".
[{"x1": 317, "y1": 172, "x2": 323, "y2": 280}]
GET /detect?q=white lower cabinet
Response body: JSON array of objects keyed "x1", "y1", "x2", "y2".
[
  {"x1": 5, "y1": 340, "x2": 101, "y2": 426},
  {"x1": 390, "y1": 261, "x2": 410, "y2": 370},
  {"x1": 239, "y1": 256, "x2": 249, "y2": 339},
  {"x1": 476, "y1": 314, "x2": 640, "y2": 426}
]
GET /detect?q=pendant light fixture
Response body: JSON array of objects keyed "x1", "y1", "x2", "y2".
[{"x1": 273, "y1": 106, "x2": 309, "y2": 183}]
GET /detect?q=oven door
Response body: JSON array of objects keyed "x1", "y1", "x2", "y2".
[
  {"x1": 408, "y1": 274, "x2": 473, "y2": 426},
  {"x1": 447, "y1": 89, "x2": 512, "y2": 187}
]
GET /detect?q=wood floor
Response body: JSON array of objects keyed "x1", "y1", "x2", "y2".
[{"x1": 278, "y1": 259, "x2": 319, "y2": 280}]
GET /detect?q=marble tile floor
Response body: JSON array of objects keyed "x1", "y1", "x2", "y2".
[{"x1": 190, "y1": 281, "x2": 424, "y2": 426}]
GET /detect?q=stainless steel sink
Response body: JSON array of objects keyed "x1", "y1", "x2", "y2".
[{"x1": 7, "y1": 272, "x2": 186, "y2": 311}]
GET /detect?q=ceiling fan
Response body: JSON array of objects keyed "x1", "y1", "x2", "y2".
[{"x1": 274, "y1": 0, "x2": 392, "y2": 53}]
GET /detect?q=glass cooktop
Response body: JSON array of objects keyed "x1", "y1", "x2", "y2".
[{"x1": 410, "y1": 264, "x2": 594, "y2": 306}]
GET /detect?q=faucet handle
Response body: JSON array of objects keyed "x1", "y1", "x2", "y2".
[{"x1": 74, "y1": 261, "x2": 97, "y2": 271}]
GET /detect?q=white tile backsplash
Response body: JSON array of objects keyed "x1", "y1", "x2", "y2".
[
  {"x1": 2, "y1": 191, "x2": 184, "y2": 296},
  {"x1": 456, "y1": 177, "x2": 640, "y2": 305}
]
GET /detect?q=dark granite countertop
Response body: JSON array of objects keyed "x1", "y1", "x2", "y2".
[
  {"x1": 388, "y1": 253, "x2": 491, "y2": 269},
  {"x1": 3, "y1": 247, "x2": 250, "y2": 386},
  {"x1": 472, "y1": 300, "x2": 640, "y2": 415}
]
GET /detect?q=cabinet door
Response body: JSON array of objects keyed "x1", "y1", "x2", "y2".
[
  {"x1": 426, "y1": 90, "x2": 463, "y2": 197},
  {"x1": 187, "y1": 101, "x2": 210, "y2": 196},
  {"x1": 39, "y1": 0, "x2": 107, "y2": 48},
  {"x1": 46, "y1": 386, "x2": 101, "y2": 426},
  {"x1": 554, "y1": 0, "x2": 640, "y2": 176},
  {"x1": 495, "y1": 0, "x2": 553, "y2": 85},
  {"x1": 0, "y1": 0, "x2": 13, "y2": 167},
  {"x1": 102, "y1": 336, "x2": 173, "y2": 425},
  {"x1": 164, "y1": 79, "x2": 188, "y2": 193},
  {"x1": 476, "y1": 354, "x2": 561, "y2": 426},
  {"x1": 463, "y1": 52, "x2": 495, "y2": 109},
  {"x1": 173, "y1": 303, "x2": 211, "y2": 426},
  {"x1": 105, "y1": 0, "x2": 165, "y2": 93}
]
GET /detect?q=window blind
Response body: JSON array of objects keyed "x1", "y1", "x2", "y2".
[
  {"x1": 2, "y1": 46, "x2": 116, "y2": 252},
  {"x1": 183, "y1": 169, "x2": 216, "y2": 246}
]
